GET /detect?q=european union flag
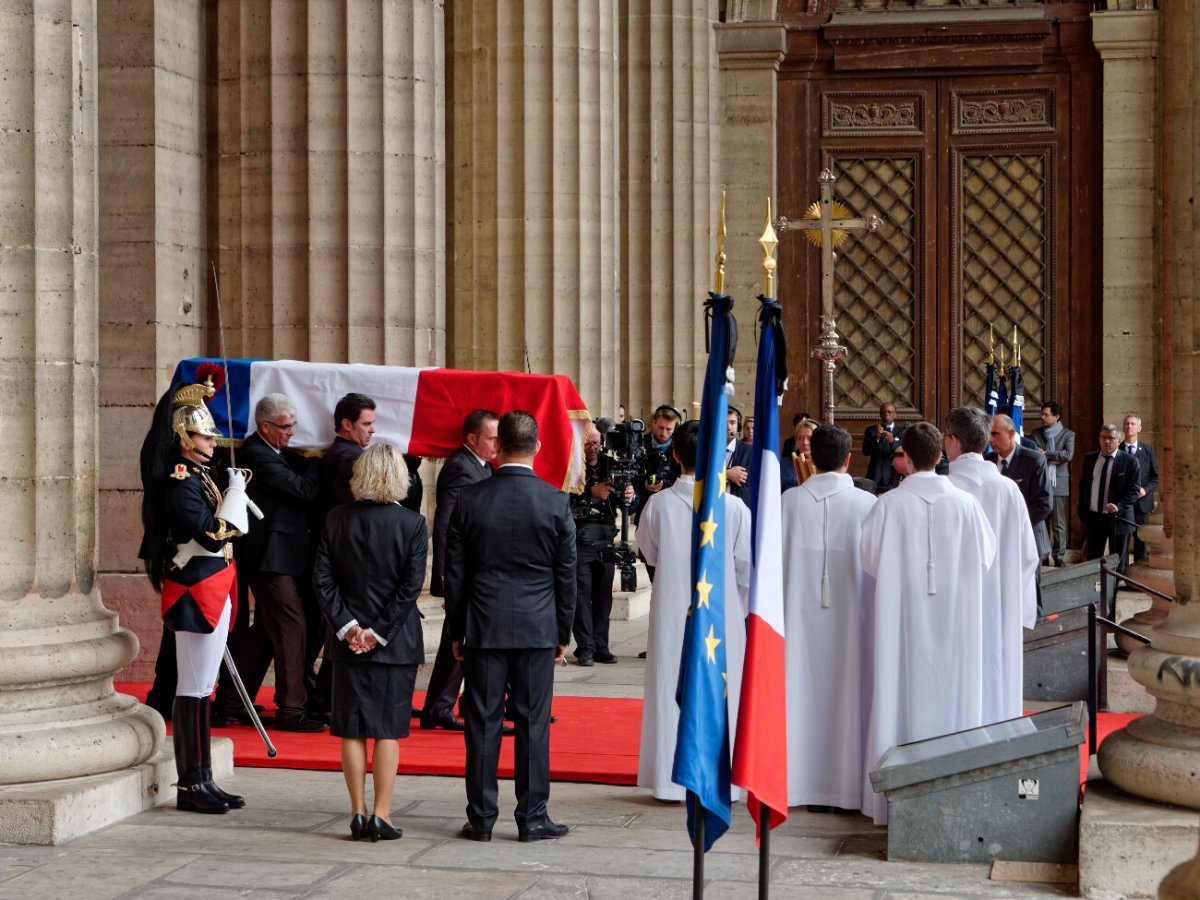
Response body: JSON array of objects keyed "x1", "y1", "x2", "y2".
[{"x1": 673, "y1": 292, "x2": 735, "y2": 852}]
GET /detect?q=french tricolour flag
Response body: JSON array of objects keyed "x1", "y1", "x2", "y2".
[
  {"x1": 173, "y1": 358, "x2": 588, "y2": 492},
  {"x1": 731, "y1": 296, "x2": 789, "y2": 840}
]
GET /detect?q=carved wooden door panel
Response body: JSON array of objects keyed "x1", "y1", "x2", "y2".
[{"x1": 781, "y1": 68, "x2": 1095, "y2": 453}]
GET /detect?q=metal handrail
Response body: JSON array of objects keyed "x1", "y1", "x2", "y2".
[{"x1": 1099, "y1": 562, "x2": 1176, "y2": 605}]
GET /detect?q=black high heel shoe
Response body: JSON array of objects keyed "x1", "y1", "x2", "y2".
[
  {"x1": 364, "y1": 815, "x2": 402, "y2": 842},
  {"x1": 349, "y1": 813, "x2": 367, "y2": 841}
]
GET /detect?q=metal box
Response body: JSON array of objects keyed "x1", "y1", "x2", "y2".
[
  {"x1": 869, "y1": 702, "x2": 1085, "y2": 864},
  {"x1": 1040, "y1": 556, "x2": 1109, "y2": 617},
  {"x1": 1024, "y1": 604, "x2": 1091, "y2": 702}
]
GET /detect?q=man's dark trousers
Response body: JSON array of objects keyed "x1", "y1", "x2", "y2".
[{"x1": 461, "y1": 647, "x2": 555, "y2": 833}]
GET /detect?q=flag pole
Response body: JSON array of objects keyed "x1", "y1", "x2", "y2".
[
  {"x1": 759, "y1": 805, "x2": 771, "y2": 898},
  {"x1": 692, "y1": 790, "x2": 706, "y2": 900}
]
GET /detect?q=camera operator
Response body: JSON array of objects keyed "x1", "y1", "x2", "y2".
[
  {"x1": 635, "y1": 404, "x2": 683, "y2": 514},
  {"x1": 571, "y1": 424, "x2": 638, "y2": 666}
]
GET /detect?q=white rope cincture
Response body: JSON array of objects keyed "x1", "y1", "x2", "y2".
[
  {"x1": 820, "y1": 497, "x2": 831, "y2": 609},
  {"x1": 926, "y1": 502, "x2": 936, "y2": 595}
]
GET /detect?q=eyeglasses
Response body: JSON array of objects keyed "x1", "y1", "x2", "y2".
[{"x1": 266, "y1": 420, "x2": 296, "y2": 432}]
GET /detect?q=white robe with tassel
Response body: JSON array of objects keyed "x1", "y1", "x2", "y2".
[
  {"x1": 859, "y1": 471, "x2": 997, "y2": 824},
  {"x1": 949, "y1": 453, "x2": 1039, "y2": 724},
  {"x1": 781, "y1": 471, "x2": 877, "y2": 811}
]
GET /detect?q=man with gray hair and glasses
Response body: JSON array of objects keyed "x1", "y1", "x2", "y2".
[{"x1": 231, "y1": 393, "x2": 326, "y2": 732}]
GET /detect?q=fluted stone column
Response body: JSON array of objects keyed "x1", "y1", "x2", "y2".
[
  {"x1": 1097, "y1": 3, "x2": 1200, "y2": 809},
  {"x1": 215, "y1": 0, "x2": 446, "y2": 367},
  {"x1": 0, "y1": 0, "x2": 163, "y2": 841},
  {"x1": 621, "y1": 0, "x2": 721, "y2": 420},
  {"x1": 448, "y1": 1, "x2": 620, "y2": 415},
  {"x1": 717, "y1": 6, "x2": 785, "y2": 424}
]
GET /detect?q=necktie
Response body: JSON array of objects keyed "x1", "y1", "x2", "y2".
[
  {"x1": 1000, "y1": 458, "x2": 1008, "y2": 475},
  {"x1": 1098, "y1": 455, "x2": 1112, "y2": 511},
  {"x1": 1126, "y1": 444, "x2": 1136, "y2": 454}
]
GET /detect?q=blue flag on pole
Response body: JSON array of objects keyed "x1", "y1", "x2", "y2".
[
  {"x1": 984, "y1": 361, "x2": 999, "y2": 417},
  {"x1": 673, "y1": 292, "x2": 735, "y2": 853},
  {"x1": 1009, "y1": 364, "x2": 1025, "y2": 435}
]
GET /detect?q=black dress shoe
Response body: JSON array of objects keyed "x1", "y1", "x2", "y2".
[
  {"x1": 176, "y1": 783, "x2": 229, "y2": 814},
  {"x1": 364, "y1": 815, "x2": 402, "y2": 842},
  {"x1": 274, "y1": 713, "x2": 327, "y2": 733},
  {"x1": 461, "y1": 821, "x2": 492, "y2": 842},
  {"x1": 420, "y1": 713, "x2": 465, "y2": 732},
  {"x1": 411, "y1": 706, "x2": 422, "y2": 719},
  {"x1": 518, "y1": 819, "x2": 569, "y2": 842},
  {"x1": 575, "y1": 655, "x2": 594, "y2": 667},
  {"x1": 593, "y1": 652, "x2": 618, "y2": 664},
  {"x1": 350, "y1": 813, "x2": 367, "y2": 840}
]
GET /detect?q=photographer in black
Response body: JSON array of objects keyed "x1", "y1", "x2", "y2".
[
  {"x1": 571, "y1": 423, "x2": 639, "y2": 666},
  {"x1": 631, "y1": 404, "x2": 682, "y2": 587}
]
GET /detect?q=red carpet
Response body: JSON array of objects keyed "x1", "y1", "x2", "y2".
[
  {"x1": 116, "y1": 683, "x2": 642, "y2": 785},
  {"x1": 119, "y1": 682, "x2": 1141, "y2": 789}
]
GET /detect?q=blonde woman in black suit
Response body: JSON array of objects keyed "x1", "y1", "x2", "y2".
[{"x1": 313, "y1": 442, "x2": 428, "y2": 842}]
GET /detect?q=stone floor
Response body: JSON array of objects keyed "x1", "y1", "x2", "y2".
[{"x1": 0, "y1": 603, "x2": 1077, "y2": 898}]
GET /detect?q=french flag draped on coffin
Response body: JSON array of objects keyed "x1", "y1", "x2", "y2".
[{"x1": 171, "y1": 358, "x2": 589, "y2": 492}]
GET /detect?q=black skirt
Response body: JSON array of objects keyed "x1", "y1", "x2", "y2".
[{"x1": 330, "y1": 660, "x2": 417, "y2": 740}]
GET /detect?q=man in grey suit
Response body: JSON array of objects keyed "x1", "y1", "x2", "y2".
[
  {"x1": 421, "y1": 409, "x2": 499, "y2": 731},
  {"x1": 1030, "y1": 401, "x2": 1075, "y2": 567},
  {"x1": 446, "y1": 410, "x2": 577, "y2": 843}
]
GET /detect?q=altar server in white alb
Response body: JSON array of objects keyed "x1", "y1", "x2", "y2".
[
  {"x1": 944, "y1": 406, "x2": 1039, "y2": 724},
  {"x1": 780, "y1": 424, "x2": 877, "y2": 813},
  {"x1": 860, "y1": 422, "x2": 997, "y2": 825},
  {"x1": 637, "y1": 420, "x2": 751, "y2": 802}
]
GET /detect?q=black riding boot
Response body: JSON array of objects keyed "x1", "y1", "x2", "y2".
[
  {"x1": 199, "y1": 697, "x2": 245, "y2": 809},
  {"x1": 173, "y1": 696, "x2": 229, "y2": 814}
]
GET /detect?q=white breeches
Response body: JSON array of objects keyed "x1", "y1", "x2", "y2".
[{"x1": 175, "y1": 597, "x2": 231, "y2": 698}]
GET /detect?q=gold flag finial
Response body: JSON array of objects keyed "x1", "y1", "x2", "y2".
[
  {"x1": 714, "y1": 191, "x2": 727, "y2": 295},
  {"x1": 760, "y1": 197, "x2": 779, "y2": 298},
  {"x1": 988, "y1": 326, "x2": 994, "y2": 366},
  {"x1": 1011, "y1": 326, "x2": 1019, "y2": 367},
  {"x1": 999, "y1": 341, "x2": 1008, "y2": 371}
]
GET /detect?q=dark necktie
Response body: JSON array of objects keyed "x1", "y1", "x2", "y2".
[
  {"x1": 1126, "y1": 444, "x2": 1136, "y2": 455},
  {"x1": 1098, "y1": 455, "x2": 1112, "y2": 510},
  {"x1": 1000, "y1": 458, "x2": 1008, "y2": 475}
]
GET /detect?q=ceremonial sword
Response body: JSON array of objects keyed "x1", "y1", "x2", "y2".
[{"x1": 212, "y1": 261, "x2": 277, "y2": 758}]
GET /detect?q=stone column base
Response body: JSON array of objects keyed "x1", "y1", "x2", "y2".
[
  {"x1": 0, "y1": 737, "x2": 234, "y2": 845},
  {"x1": 1099, "y1": 643, "x2": 1200, "y2": 808}
]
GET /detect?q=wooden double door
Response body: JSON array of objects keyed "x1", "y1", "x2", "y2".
[{"x1": 778, "y1": 62, "x2": 1101, "y2": 456}]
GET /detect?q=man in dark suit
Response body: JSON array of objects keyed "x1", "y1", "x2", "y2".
[
  {"x1": 446, "y1": 410, "x2": 577, "y2": 843},
  {"x1": 1079, "y1": 423, "x2": 1142, "y2": 573},
  {"x1": 319, "y1": 393, "x2": 376, "y2": 513},
  {"x1": 1030, "y1": 401, "x2": 1075, "y2": 567},
  {"x1": 305, "y1": 392, "x2": 377, "y2": 721},
  {"x1": 724, "y1": 407, "x2": 754, "y2": 500},
  {"x1": 421, "y1": 409, "x2": 499, "y2": 732},
  {"x1": 989, "y1": 413, "x2": 1053, "y2": 564},
  {"x1": 862, "y1": 401, "x2": 905, "y2": 492},
  {"x1": 1121, "y1": 415, "x2": 1159, "y2": 564},
  {"x1": 230, "y1": 392, "x2": 325, "y2": 732}
]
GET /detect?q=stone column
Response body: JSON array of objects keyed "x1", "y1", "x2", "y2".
[
  {"x1": 448, "y1": 1, "x2": 620, "y2": 414},
  {"x1": 620, "y1": 0, "x2": 720, "y2": 420},
  {"x1": 0, "y1": 0, "x2": 162, "y2": 842},
  {"x1": 716, "y1": 6, "x2": 786, "y2": 425},
  {"x1": 1097, "y1": 4, "x2": 1200, "y2": 808},
  {"x1": 215, "y1": 0, "x2": 446, "y2": 367},
  {"x1": 1090, "y1": 11, "x2": 1173, "y2": 648}
]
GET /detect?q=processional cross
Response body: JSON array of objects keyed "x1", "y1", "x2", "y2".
[{"x1": 776, "y1": 169, "x2": 882, "y2": 424}]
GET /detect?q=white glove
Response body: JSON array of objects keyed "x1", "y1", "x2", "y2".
[
  {"x1": 227, "y1": 469, "x2": 247, "y2": 492},
  {"x1": 217, "y1": 487, "x2": 251, "y2": 534}
]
